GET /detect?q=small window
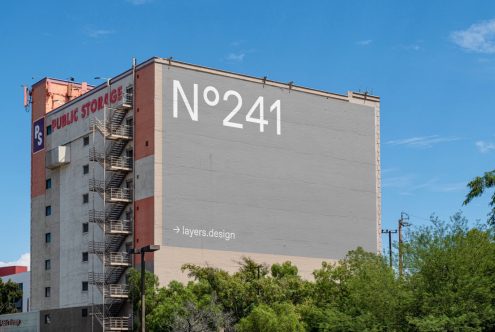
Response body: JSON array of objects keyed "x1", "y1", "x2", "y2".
[
  {"x1": 46, "y1": 125, "x2": 52, "y2": 136},
  {"x1": 82, "y1": 252, "x2": 88, "y2": 262},
  {"x1": 44, "y1": 314, "x2": 51, "y2": 324},
  {"x1": 45, "y1": 287, "x2": 51, "y2": 297},
  {"x1": 82, "y1": 193, "x2": 89, "y2": 204},
  {"x1": 82, "y1": 281, "x2": 88, "y2": 291},
  {"x1": 45, "y1": 232, "x2": 51, "y2": 243},
  {"x1": 83, "y1": 164, "x2": 89, "y2": 175},
  {"x1": 82, "y1": 308, "x2": 88, "y2": 317},
  {"x1": 83, "y1": 135, "x2": 89, "y2": 146},
  {"x1": 82, "y1": 223, "x2": 89, "y2": 233},
  {"x1": 45, "y1": 259, "x2": 51, "y2": 270},
  {"x1": 45, "y1": 206, "x2": 52, "y2": 216},
  {"x1": 46, "y1": 178, "x2": 52, "y2": 189}
]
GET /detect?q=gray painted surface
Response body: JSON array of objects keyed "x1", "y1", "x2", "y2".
[
  {"x1": 135, "y1": 155, "x2": 154, "y2": 201},
  {"x1": 161, "y1": 65, "x2": 377, "y2": 258},
  {"x1": 39, "y1": 306, "x2": 97, "y2": 332},
  {"x1": 0, "y1": 312, "x2": 39, "y2": 332}
]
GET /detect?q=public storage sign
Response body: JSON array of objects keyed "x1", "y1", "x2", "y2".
[{"x1": 32, "y1": 117, "x2": 44, "y2": 153}]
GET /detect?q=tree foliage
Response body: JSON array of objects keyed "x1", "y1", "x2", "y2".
[
  {"x1": 403, "y1": 213, "x2": 495, "y2": 331},
  {"x1": 464, "y1": 170, "x2": 495, "y2": 224},
  {"x1": 0, "y1": 278, "x2": 22, "y2": 314},
  {"x1": 128, "y1": 213, "x2": 495, "y2": 331}
]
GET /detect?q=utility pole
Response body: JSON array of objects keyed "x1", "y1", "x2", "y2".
[
  {"x1": 398, "y1": 212, "x2": 410, "y2": 277},
  {"x1": 381, "y1": 229, "x2": 397, "y2": 268}
]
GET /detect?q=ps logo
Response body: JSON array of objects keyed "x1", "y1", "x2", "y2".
[{"x1": 33, "y1": 118, "x2": 44, "y2": 153}]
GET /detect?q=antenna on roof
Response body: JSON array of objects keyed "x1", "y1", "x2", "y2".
[
  {"x1": 261, "y1": 76, "x2": 267, "y2": 87},
  {"x1": 22, "y1": 85, "x2": 32, "y2": 112},
  {"x1": 288, "y1": 81, "x2": 294, "y2": 92}
]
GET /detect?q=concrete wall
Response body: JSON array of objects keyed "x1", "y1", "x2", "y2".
[
  {"x1": 30, "y1": 59, "x2": 380, "y2": 325},
  {"x1": 151, "y1": 59, "x2": 381, "y2": 283},
  {"x1": 39, "y1": 306, "x2": 96, "y2": 332},
  {"x1": 0, "y1": 311, "x2": 39, "y2": 332},
  {"x1": 31, "y1": 74, "x2": 133, "y2": 312}
]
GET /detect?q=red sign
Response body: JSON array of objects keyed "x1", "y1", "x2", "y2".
[
  {"x1": 0, "y1": 319, "x2": 21, "y2": 327},
  {"x1": 51, "y1": 86, "x2": 123, "y2": 132}
]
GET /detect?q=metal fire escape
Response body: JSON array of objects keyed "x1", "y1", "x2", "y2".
[{"x1": 88, "y1": 86, "x2": 134, "y2": 331}]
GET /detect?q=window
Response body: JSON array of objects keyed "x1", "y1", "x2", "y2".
[
  {"x1": 45, "y1": 206, "x2": 52, "y2": 216},
  {"x1": 45, "y1": 259, "x2": 51, "y2": 270},
  {"x1": 82, "y1": 308, "x2": 88, "y2": 317},
  {"x1": 14, "y1": 283, "x2": 23, "y2": 312},
  {"x1": 45, "y1": 287, "x2": 51, "y2": 297},
  {"x1": 82, "y1": 193, "x2": 89, "y2": 204},
  {"x1": 82, "y1": 252, "x2": 88, "y2": 262},
  {"x1": 44, "y1": 314, "x2": 51, "y2": 324},
  {"x1": 82, "y1": 281, "x2": 88, "y2": 291},
  {"x1": 82, "y1": 223, "x2": 89, "y2": 233},
  {"x1": 45, "y1": 178, "x2": 52, "y2": 189},
  {"x1": 83, "y1": 164, "x2": 89, "y2": 175},
  {"x1": 46, "y1": 125, "x2": 52, "y2": 136},
  {"x1": 83, "y1": 135, "x2": 89, "y2": 146},
  {"x1": 45, "y1": 232, "x2": 51, "y2": 243}
]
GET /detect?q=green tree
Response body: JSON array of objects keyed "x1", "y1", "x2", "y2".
[
  {"x1": 0, "y1": 278, "x2": 22, "y2": 314},
  {"x1": 127, "y1": 214, "x2": 495, "y2": 331},
  {"x1": 127, "y1": 268, "x2": 160, "y2": 331},
  {"x1": 236, "y1": 302, "x2": 305, "y2": 332},
  {"x1": 463, "y1": 170, "x2": 495, "y2": 224},
  {"x1": 403, "y1": 213, "x2": 495, "y2": 331},
  {"x1": 308, "y1": 248, "x2": 409, "y2": 331}
]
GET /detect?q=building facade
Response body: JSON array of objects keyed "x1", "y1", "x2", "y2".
[{"x1": 30, "y1": 57, "x2": 381, "y2": 331}]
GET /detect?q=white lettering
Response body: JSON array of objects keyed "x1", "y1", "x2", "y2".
[
  {"x1": 203, "y1": 86, "x2": 220, "y2": 106},
  {"x1": 34, "y1": 125, "x2": 42, "y2": 145},
  {"x1": 171, "y1": 81, "x2": 282, "y2": 135},
  {"x1": 246, "y1": 96, "x2": 268, "y2": 132},
  {"x1": 222, "y1": 90, "x2": 243, "y2": 129},
  {"x1": 270, "y1": 100, "x2": 281, "y2": 135},
  {"x1": 173, "y1": 80, "x2": 198, "y2": 121}
]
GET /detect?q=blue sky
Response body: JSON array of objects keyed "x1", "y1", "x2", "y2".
[{"x1": 1, "y1": 0, "x2": 494, "y2": 265}]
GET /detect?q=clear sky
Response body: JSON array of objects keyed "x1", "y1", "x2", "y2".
[{"x1": 1, "y1": 0, "x2": 493, "y2": 265}]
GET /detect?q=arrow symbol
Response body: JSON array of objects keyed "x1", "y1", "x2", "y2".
[{"x1": 173, "y1": 226, "x2": 180, "y2": 234}]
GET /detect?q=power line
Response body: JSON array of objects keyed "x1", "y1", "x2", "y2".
[{"x1": 381, "y1": 229, "x2": 397, "y2": 268}]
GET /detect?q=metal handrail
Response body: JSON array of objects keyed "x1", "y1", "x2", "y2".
[
  {"x1": 108, "y1": 220, "x2": 132, "y2": 233},
  {"x1": 108, "y1": 155, "x2": 132, "y2": 170},
  {"x1": 107, "y1": 252, "x2": 131, "y2": 265},
  {"x1": 105, "y1": 284, "x2": 129, "y2": 297},
  {"x1": 105, "y1": 317, "x2": 130, "y2": 329},
  {"x1": 108, "y1": 188, "x2": 132, "y2": 201},
  {"x1": 108, "y1": 124, "x2": 133, "y2": 138},
  {"x1": 91, "y1": 117, "x2": 133, "y2": 139}
]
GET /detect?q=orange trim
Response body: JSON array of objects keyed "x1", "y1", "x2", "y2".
[{"x1": 31, "y1": 80, "x2": 48, "y2": 198}]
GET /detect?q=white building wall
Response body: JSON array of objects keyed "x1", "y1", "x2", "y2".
[{"x1": 40, "y1": 74, "x2": 133, "y2": 310}]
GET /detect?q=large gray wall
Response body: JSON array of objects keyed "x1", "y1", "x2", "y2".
[{"x1": 161, "y1": 65, "x2": 377, "y2": 259}]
